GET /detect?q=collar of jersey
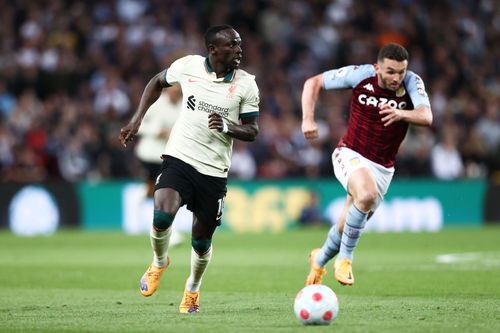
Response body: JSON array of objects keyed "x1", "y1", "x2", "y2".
[{"x1": 204, "y1": 57, "x2": 236, "y2": 83}]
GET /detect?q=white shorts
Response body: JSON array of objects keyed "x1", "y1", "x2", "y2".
[{"x1": 332, "y1": 147, "x2": 394, "y2": 209}]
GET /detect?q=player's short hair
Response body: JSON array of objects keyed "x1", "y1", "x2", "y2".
[
  {"x1": 204, "y1": 25, "x2": 234, "y2": 49},
  {"x1": 377, "y1": 43, "x2": 409, "y2": 62}
]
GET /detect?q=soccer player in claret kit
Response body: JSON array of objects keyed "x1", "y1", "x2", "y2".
[
  {"x1": 119, "y1": 25, "x2": 259, "y2": 313},
  {"x1": 301, "y1": 43, "x2": 432, "y2": 286}
]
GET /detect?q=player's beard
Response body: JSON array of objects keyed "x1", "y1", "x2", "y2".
[{"x1": 379, "y1": 74, "x2": 401, "y2": 91}]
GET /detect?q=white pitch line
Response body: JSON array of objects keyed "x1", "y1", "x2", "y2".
[
  {"x1": 436, "y1": 252, "x2": 482, "y2": 264},
  {"x1": 436, "y1": 252, "x2": 500, "y2": 267}
]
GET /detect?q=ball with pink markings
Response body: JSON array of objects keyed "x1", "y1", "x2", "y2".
[{"x1": 293, "y1": 284, "x2": 339, "y2": 325}]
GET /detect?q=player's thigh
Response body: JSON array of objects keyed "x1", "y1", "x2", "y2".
[
  {"x1": 191, "y1": 175, "x2": 227, "y2": 236},
  {"x1": 154, "y1": 187, "x2": 183, "y2": 215},
  {"x1": 333, "y1": 147, "x2": 371, "y2": 192},
  {"x1": 153, "y1": 155, "x2": 195, "y2": 214},
  {"x1": 192, "y1": 215, "x2": 218, "y2": 240},
  {"x1": 332, "y1": 147, "x2": 378, "y2": 202},
  {"x1": 347, "y1": 167, "x2": 378, "y2": 199}
]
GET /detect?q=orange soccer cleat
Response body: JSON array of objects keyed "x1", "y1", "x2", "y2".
[
  {"x1": 305, "y1": 248, "x2": 327, "y2": 286},
  {"x1": 179, "y1": 289, "x2": 200, "y2": 314},
  {"x1": 334, "y1": 258, "x2": 354, "y2": 286},
  {"x1": 139, "y1": 257, "x2": 171, "y2": 297}
]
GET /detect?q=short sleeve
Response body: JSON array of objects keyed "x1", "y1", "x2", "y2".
[
  {"x1": 404, "y1": 71, "x2": 431, "y2": 108},
  {"x1": 322, "y1": 64, "x2": 375, "y2": 90},
  {"x1": 165, "y1": 55, "x2": 193, "y2": 85},
  {"x1": 240, "y1": 79, "x2": 260, "y2": 119}
]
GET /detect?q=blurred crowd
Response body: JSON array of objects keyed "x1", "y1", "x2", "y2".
[{"x1": 0, "y1": 0, "x2": 499, "y2": 183}]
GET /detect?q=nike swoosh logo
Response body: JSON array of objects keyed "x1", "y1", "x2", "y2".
[{"x1": 188, "y1": 79, "x2": 199, "y2": 83}]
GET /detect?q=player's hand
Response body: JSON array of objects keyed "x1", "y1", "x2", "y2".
[
  {"x1": 119, "y1": 122, "x2": 140, "y2": 147},
  {"x1": 302, "y1": 119, "x2": 319, "y2": 140},
  {"x1": 208, "y1": 112, "x2": 224, "y2": 132},
  {"x1": 379, "y1": 104, "x2": 403, "y2": 127},
  {"x1": 158, "y1": 128, "x2": 170, "y2": 140}
]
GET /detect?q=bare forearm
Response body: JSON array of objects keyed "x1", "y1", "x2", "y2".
[
  {"x1": 131, "y1": 73, "x2": 165, "y2": 124},
  {"x1": 120, "y1": 72, "x2": 168, "y2": 146},
  {"x1": 301, "y1": 74, "x2": 324, "y2": 140},
  {"x1": 227, "y1": 123, "x2": 259, "y2": 141},
  {"x1": 302, "y1": 74, "x2": 323, "y2": 121},
  {"x1": 401, "y1": 105, "x2": 433, "y2": 126}
]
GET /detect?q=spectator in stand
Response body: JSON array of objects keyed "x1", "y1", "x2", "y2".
[
  {"x1": 431, "y1": 123, "x2": 464, "y2": 180},
  {"x1": 298, "y1": 191, "x2": 327, "y2": 226}
]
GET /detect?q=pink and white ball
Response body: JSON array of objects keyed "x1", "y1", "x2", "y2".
[{"x1": 294, "y1": 284, "x2": 339, "y2": 325}]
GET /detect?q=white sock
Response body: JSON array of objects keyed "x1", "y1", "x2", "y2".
[
  {"x1": 185, "y1": 246, "x2": 212, "y2": 292},
  {"x1": 150, "y1": 227, "x2": 172, "y2": 268}
]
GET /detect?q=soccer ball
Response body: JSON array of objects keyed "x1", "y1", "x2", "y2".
[{"x1": 293, "y1": 284, "x2": 339, "y2": 325}]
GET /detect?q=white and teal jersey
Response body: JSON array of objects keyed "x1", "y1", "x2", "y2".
[{"x1": 163, "y1": 55, "x2": 259, "y2": 177}]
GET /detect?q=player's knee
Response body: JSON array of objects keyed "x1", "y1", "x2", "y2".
[
  {"x1": 355, "y1": 191, "x2": 378, "y2": 212},
  {"x1": 153, "y1": 210, "x2": 175, "y2": 230},
  {"x1": 191, "y1": 237, "x2": 212, "y2": 255}
]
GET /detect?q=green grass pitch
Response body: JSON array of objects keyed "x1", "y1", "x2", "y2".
[{"x1": 1, "y1": 226, "x2": 500, "y2": 332}]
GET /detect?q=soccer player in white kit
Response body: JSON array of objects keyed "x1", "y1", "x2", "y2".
[{"x1": 120, "y1": 25, "x2": 260, "y2": 313}]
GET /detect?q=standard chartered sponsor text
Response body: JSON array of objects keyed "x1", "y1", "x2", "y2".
[{"x1": 197, "y1": 100, "x2": 229, "y2": 117}]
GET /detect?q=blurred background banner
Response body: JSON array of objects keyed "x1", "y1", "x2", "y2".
[
  {"x1": 0, "y1": 182, "x2": 80, "y2": 235},
  {"x1": 1, "y1": 179, "x2": 489, "y2": 235},
  {"x1": 485, "y1": 179, "x2": 500, "y2": 222},
  {"x1": 211, "y1": 179, "x2": 486, "y2": 232}
]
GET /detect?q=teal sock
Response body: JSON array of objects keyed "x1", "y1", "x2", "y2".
[
  {"x1": 338, "y1": 204, "x2": 368, "y2": 261},
  {"x1": 316, "y1": 224, "x2": 342, "y2": 267},
  {"x1": 153, "y1": 210, "x2": 175, "y2": 230}
]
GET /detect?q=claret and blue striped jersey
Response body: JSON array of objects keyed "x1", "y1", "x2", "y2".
[{"x1": 323, "y1": 64, "x2": 430, "y2": 167}]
